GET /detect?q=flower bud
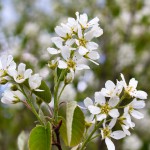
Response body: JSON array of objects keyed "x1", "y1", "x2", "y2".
[
  {"x1": 64, "y1": 72, "x2": 74, "y2": 85},
  {"x1": 10, "y1": 85, "x2": 18, "y2": 91},
  {"x1": 48, "y1": 58, "x2": 59, "y2": 70},
  {"x1": 0, "y1": 78, "x2": 8, "y2": 85}
]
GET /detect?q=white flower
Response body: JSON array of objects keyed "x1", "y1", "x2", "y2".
[
  {"x1": 58, "y1": 46, "x2": 90, "y2": 71},
  {"x1": 75, "y1": 12, "x2": 100, "y2": 29},
  {"x1": 118, "y1": 114, "x2": 135, "y2": 136},
  {"x1": 124, "y1": 98, "x2": 145, "y2": 120},
  {"x1": 101, "y1": 120, "x2": 126, "y2": 150},
  {"x1": 120, "y1": 73, "x2": 147, "y2": 99},
  {"x1": 9, "y1": 63, "x2": 32, "y2": 83},
  {"x1": 75, "y1": 25, "x2": 101, "y2": 64},
  {"x1": 0, "y1": 55, "x2": 16, "y2": 77},
  {"x1": 1, "y1": 90, "x2": 25, "y2": 104},
  {"x1": 84, "y1": 92, "x2": 120, "y2": 121},
  {"x1": 29, "y1": 74, "x2": 42, "y2": 91},
  {"x1": 101, "y1": 80, "x2": 123, "y2": 98},
  {"x1": 64, "y1": 71, "x2": 74, "y2": 84}
]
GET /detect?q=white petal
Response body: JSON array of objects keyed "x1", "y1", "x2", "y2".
[
  {"x1": 58, "y1": 60, "x2": 67, "y2": 69},
  {"x1": 101, "y1": 88, "x2": 110, "y2": 97},
  {"x1": 88, "y1": 105, "x2": 100, "y2": 115},
  {"x1": 124, "y1": 106, "x2": 129, "y2": 115},
  {"x1": 18, "y1": 63, "x2": 25, "y2": 74},
  {"x1": 111, "y1": 131, "x2": 126, "y2": 140},
  {"x1": 47, "y1": 47, "x2": 60, "y2": 54},
  {"x1": 51, "y1": 37, "x2": 63, "y2": 48},
  {"x1": 55, "y1": 26, "x2": 66, "y2": 37},
  {"x1": 84, "y1": 97, "x2": 93, "y2": 108},
  {"x1": 97, "y1": 114, "x2": 106, "y2": 121},
  {"x1": 77, "y1": 25, "x2": 83, "y2": 39},
  {"x1": 87, "y1": 51, "x2": 100, "y2": 60},
  {"x1": 109, "y1": 109, "x2": 119, "y2": 118},
  {"x1": 78, "y1": 46, "x2": 88, "y2": 55},
  {"x1": 24, "y1": 69, "x2": 32, "y2": 79},
  {"x1": 120, "y1": 73, "x2": 127, "y2": 87},
  {"x1": 76, "y1": 64, "x2": 90, "y2": 70},
  {"x1": 122, "y1": 125, "x2": 131, "y2": 136},
  {"x1": 86, "y1": 42, "x2": 98, "y2": 50},
  {"x1": 135, "y1": 90, "x2": 147, "y2": 99},
  {"x1": 129, "y1": 78, "x2": 138, "y2": 89},
  {"x1": 108, "y1": 118, "x2": 117, "y2": 129},
  {"x1": 61, "y1": 46, "x2": 70, "y2": 60},
  {"x1": 108, "y1": 96, "x2": 119, "y2": 107},
  {"x1": 105, "y1": 80, "x2": 116, "y2": 91},
  {"x1": 105, "y1": 138, "x2": 115, "y2": 150},
  {"x1": 88, "y1": 17, "x2": 99, "y2": 26},
  {"x1": 131, "y1": 110, "x2": 144, "y2": 119},
  {"x1": 94, "y1": 92, "x2": 106, "y2": 105},
  {"x1": 131, "y1": 99, "x2": 145, "y2": 109},
  {"x1": 125, "y1": 114, "x2": 133, "y2": 127}
]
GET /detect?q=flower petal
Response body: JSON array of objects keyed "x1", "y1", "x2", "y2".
[
  {"x1": 86, "y1": 42, "x2": 98, "y2": 50},
  {"x1": 129, "y1": 78, "x2": 138, "y2": 89},
  {"x1": 108, "y1": 96, "x2": 119, "y2": 107},
  {"x1": 111, "y1": 131, "x2": 126, "y2": 140},
  {"x1": 109, "y1": 109, "x2": 119, "y2": 118},
  {"x1": 121, "y1": 125, "x2": 131, "y2": 136},
  {"x1": 78, "y1": 46, "x2": 88, "y2": 56},
  {"x1": 94, "y1": 92, "x2": 106, "y2": 105},
  {"x1": 58, "y1": 60, "x2": 67, "y2": 69},
  {"x1": 108, "y1": 118, "x2": 117, "y2": 129},
  {"x1": 97, "y1": 114, "x2": 106, "y2": 121},
  {"x1": 131, "y1": 110, "x2": 144, "y2": 119},
  {"x1": 135, "y1": 90, "x2": 147, "y2": 99},
  {"x1": 76, "y1": 64, "x2": 90, "y2": 70},
  {"x1": 87, "y1": 51, "x2": 100, "y2": 60},
  {"x1": 47, "y1": 48, "x2": 60, "y2": 55},
  {"x1": 84, "y1": 97, "x2": 93, "y2": 108},
  {"x1": 105, "y1": 80, "x2": 116, "y2": 91},
  {"x1": 88, "y1": 105, "x2": 100, "y2": 115},
  {"x1": 105, "y1": 138, "x2": 115, "y2": 150},
  {"x1": 131, "y1": 99, "x2": 145, "y2": 109}
]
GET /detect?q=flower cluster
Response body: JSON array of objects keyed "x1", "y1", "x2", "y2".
[
  {"x1": 47, "y1": 12, "x2": 103, "y2": 79},
  {"x1": 84, "y1": 73, "x2": 147, "y2": 150},
  {"x1": 0, "y1": 55, "x2": 42, "y2": 104}
]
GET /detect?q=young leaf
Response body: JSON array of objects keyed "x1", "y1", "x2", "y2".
[
  {"x1": 28, "y1": 122, "x2": 52, "y2": 150},
  {"x1": 59, "y1": 101, "x2": 85, "y2": 147},
  {"x1": 34, "y1": 80, "x2": 52, "y2": 103},
  {"x1": 23, "y1": 80, "x2": 52, "y2": 103},
  {"x1": 59, "y1": 116, "x2": 68, "y2": 145}
]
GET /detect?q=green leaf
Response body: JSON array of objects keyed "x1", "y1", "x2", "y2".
[
  {"x1": 70, "y1": 106, "x2": 85, "y2": 146},
  {"x1": 28, "y1": 122, "x2": 52, "y2": 150},
  {"x1": 34, "y1": 80, "x2": 52, "y2": 103},
  {"x1": 59, "y1": 101, "x2": 85, "y2": 147},
  {"x1": 23, "y1": 80, "x2": 52, "y2": 103},
  {"x1": 59, "y1": 116, "x2": 68, "y2": 145}
]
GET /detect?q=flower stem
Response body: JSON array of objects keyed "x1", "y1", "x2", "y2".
[
  {"x1": 58, "y1": 84, "x2": 66, "y2": 102},
  {"x1": 53, "y1": 69, "x2": 67, "y2": 123},
  {"x1": 80, "y1": 121, "x2": 103, "y2": 150},
  {"x1": 20, "y1": 85, "x2": 44, "y2": 125}
]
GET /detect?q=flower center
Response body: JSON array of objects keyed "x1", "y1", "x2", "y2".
[
  {"x1": 118, "y1": 116, "x2": 126, "y2": 125},
  {"x1": 129, "y1": 105, "x2": 134, "y2": 112},
  {"x1": 100, "y1": 103, "x2": 111, "y2": 115},
  {"x1": 16, "y1": 74, "x2": 24, "y2": 80},
  {"x1": 0, "y1": 69, "x2": 7, "y2": 77},
  {"x1": 102, "y1": 127, "x2": 111, "y2": 138},
  {"x1": 79, "y1": 38, "x2": 87, "y2": 47},
  {"x1": 67, "y1": 59, "x2": 76, "y2": 70}
]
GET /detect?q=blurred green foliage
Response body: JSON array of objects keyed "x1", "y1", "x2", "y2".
[{"x1": 0, "y1": 0, "x2": 150, "y2": 149}]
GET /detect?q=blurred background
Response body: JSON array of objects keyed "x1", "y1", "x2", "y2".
[{"x1": 0, "y1": 0, "x2": 150, "y2": 149}]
